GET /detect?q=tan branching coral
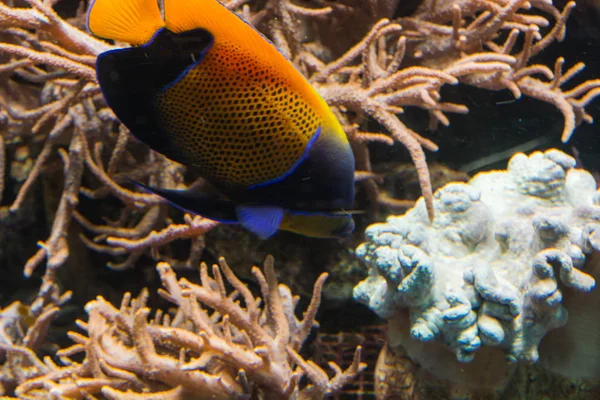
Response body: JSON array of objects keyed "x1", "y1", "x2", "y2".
[
  {"x1": 0, "y1": 0, "x2": 599, "y2": 398},
  {"x1": 296, "y1": 0, "x2": 600, "y2": 218},
  {"x1": 401, "y1": 0, "x2": 599, "y2": 144},
  {"x1": 0, "y1": 0, "x2": 234, "y2": 279},
  {"x1": 4, "y1": 256, "x2": 364, "y2": 399},
  {"x1": 0, "y1": 281, "x2": 71, "y2": 396},
  {"x1": 0, "y1": 0, "x2": 599, "y2": 293}
]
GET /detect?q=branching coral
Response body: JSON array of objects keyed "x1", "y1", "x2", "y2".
[
  {"x1": 0, "y1": 0, "x2": 231, "y2": 279},
  {"x1": 410, "y1": 0, "x2": 600, "y2": 144},
  {"x1": 3, "y1": 256, "x2": 364, "y2": 399},
  {"x1": 0, "y1": 281, "x2": 71, "y2": 396},
  {"x1": 302, "y1": 0, "x2": 600, "y2": 218},
  {"x1": 1, "y1": 0, "x2": 599, "y2": 277},
  {"x1": 0, "y1": 0, "x2": 599, "y2": 398},
  {"x1": 353, "y1": 148, "x2": 600, "y2": 390}
]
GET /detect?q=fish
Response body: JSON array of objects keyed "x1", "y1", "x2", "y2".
[{"x1": 87, "y1": 0, "x2": 356, "y2": 239}]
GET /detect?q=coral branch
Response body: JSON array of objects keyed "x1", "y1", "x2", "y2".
[{"x1": 6, "y1": 257, "x2": 364, "y2": 399}]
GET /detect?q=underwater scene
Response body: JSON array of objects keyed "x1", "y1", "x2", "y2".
[{"x1": 0, "y1": 0, "x2": 600, "y2": 399}]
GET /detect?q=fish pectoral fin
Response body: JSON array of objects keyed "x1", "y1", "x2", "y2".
[
  {"x1": 236, "y1": 205, "x2": 284, "y2": 240},
  {"x1": 87, "y1": 0, "x2": 165, "y2": 45},
  {"x1": 131, "y1": 181, "x2": 238, "y2": 223}
]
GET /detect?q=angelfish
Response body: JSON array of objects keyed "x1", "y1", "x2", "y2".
[{"x1": 87, "y1": 0, "x2": 356, "y2": 239}]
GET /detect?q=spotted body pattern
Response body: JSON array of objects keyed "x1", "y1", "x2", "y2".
[
  {"x1": 156, "y1": 41, "x2": 321, "y2": 187},
  {"x1": 87, "y1": 0, "x2": 356, "y2": 239}
]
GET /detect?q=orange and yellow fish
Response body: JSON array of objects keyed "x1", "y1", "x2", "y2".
[{"x1": 87, "y1": 0, "x2": 356, "y2": 239}]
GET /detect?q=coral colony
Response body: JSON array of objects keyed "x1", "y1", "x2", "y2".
[
  {"x1": 354, "y1": 149, "x2": 600, "y2": 389},
  {"x1": 0, "y1": 0, "x2": 599, "y2": 398},
  {"x1": 1, "y1": 256, "x2": 364, "y2": 398}
]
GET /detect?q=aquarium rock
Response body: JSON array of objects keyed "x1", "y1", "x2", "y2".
[{"x1": 354, "y1": 149, "x2": 600, "y2": 364}]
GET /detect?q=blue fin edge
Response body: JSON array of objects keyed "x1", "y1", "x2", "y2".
[
  {"x1": 130, "y1": 180, "x2": 238, "y2": 224},
  {"x1": 158, "y1": 34, "x2": 214, "y2": 92},
  {"x1": 249, "y1": 126, "x2": 322, "y2": 189}
]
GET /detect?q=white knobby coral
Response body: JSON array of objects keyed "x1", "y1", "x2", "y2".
[{"x1": 354, "y1": 149, "x2": 599, "y2": 365}]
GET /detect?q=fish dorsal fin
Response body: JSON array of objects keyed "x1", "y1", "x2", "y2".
[
  {"x1": 164, "y1": 0, "x2": 221, "y2": 34},
  {"x1": 236, "y1": 205, "x2": 284, "y2": 239},
  {"x1": 88, "y1": 0, "x2": 165, "y2": 45}
]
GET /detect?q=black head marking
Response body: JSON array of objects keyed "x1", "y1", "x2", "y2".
[{"x1": 96, "y1": 28, "x2": 214, "y2": 160}]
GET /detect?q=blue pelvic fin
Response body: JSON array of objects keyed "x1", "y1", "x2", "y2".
[{"x1": 236, "y1": 205, "x2": 284, "y2": 239}]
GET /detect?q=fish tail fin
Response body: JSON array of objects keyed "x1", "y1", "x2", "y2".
[{"x1": 87, "y1": 0, "x2": 165, "y2": 45}]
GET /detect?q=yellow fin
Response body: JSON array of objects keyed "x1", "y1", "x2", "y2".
[
  {"x1": 88, "y1": 0, "x2": 165, "y2": 45},
  {"x1": 164, "y1": 0, "x2": 231, "y2": 34}
]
